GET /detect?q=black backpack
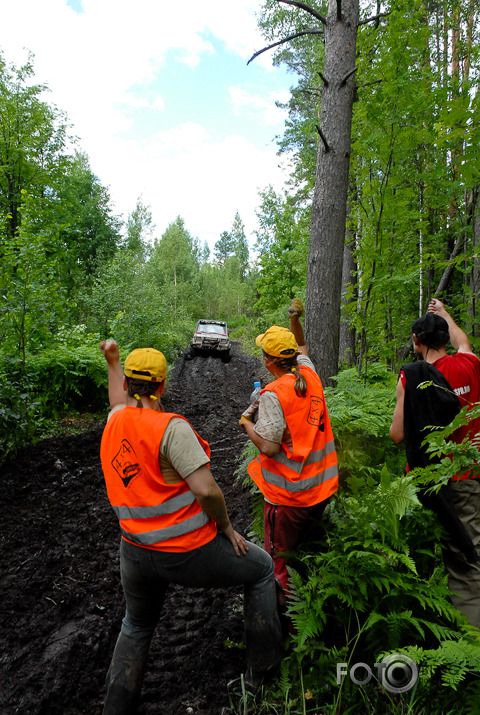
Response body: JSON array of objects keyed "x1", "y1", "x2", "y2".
[
  {"x1": 401, "y1": 361, "x2": 477, "y2": 562},
  {"x1": 402, "y1": 360, "x2": 460, "y2": 470}
]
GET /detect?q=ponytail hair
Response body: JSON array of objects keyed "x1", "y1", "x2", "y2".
[
  {"x1": 125, "y1": 376, "x2": 165, "y2": 412},
  {"x1": 263, "y1": 351, "x2": 308, "y2": 397}
]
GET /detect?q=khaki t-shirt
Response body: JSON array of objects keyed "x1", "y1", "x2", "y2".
[{"x1": 107, "y1": 406, "x2": 209, "y2": 483}]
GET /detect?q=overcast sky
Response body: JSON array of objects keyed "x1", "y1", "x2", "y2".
[{"x1": 0, "y1": 0, "x2": 295, "y2": 251}]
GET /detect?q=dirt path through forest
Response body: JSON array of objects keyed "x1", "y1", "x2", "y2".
[{"x1": 0, "y1": 341, "x2": 266, "y2": 714}]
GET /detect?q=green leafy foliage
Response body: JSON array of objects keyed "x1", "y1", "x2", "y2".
[
  {"x1": 0, "y1": 357, "x2": 39, "y2": 461},
  {"x1": 268, "y1": 475, "x2": 480, "y2": 713},
  {"x1": 254, "y1": 187, "x2": 309, "y2": 313},
  {"x1": 415, "y1": 402, "x2": 480, "y2": 485},
  {"x1": 325, "y1": 363, "x2": 404, "y2": 482},
  {"x1": 0, "y1": 192, "x2": 67, "y2": 357},
  {"x1": 0, "y1": 328, "x2": 106, "y2": 462}
]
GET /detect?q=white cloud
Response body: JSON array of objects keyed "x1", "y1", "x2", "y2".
[
  {"x1": 118, "y1": 92, "x2": 166, "y2": 112},
  {"x1": 0, "y1": 0, "x2": 293, "y2": 250},
  {"x1": 229, "y1": 86, "x2": 291, "y2": 126},
  {"x1": 151, "y1": 96, "x2": 166, "y2": 112},
  {"x1": 97, "y1": 127, "x2": 286, "y2": 247},
  {"x1": 152, "y1": 123, "x2": 212, "y2": 154}
]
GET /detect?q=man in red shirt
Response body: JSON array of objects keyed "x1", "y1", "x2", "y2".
[{"x1": 390, "y1": 299, "x2": 480, "y2": 627}]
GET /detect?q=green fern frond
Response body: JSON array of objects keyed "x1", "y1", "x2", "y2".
[
  {"x1": 399, "y1": 637, "x2": 480, "y2": 688},
  {"x1": 371, "y1": 576, "x2": 394, "y2": 593},
  {"x1": 293, "y1": 609, "x2": 323, "y2": 647},
  {"x1": 363, "y1": 611, "x2": 386, "y2": 631},
  {"x1": 277, "y1": 658, "x2": 294, "y2": 693},
  {"x1": 388, "y1": 550, "x2": 418, "y2": 574}
]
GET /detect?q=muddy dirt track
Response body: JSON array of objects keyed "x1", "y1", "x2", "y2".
[{"x1": 1, "y1": 342, "x2": 267, "y2": 714}]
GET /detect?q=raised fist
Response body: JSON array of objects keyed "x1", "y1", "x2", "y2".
[
  {"x1": 428, "y1": 298, "x2": 446, "y2": 315},
  {"x1": 100, "y1": 339, "x2": 120, "y2": 363},
  {"x1": 288, "y1": 298, "x2": 304, "y2": 317}
]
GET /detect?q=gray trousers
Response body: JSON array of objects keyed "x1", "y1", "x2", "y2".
[
  {"x1": 103, "y1": 533, "x2": 283, "y2": 714},
  {"x1": 443, "y1": 479, "x2": 480, "y2": 629}
]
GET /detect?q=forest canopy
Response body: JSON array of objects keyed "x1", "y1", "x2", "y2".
[{"x1": 1, "y1": 0, "x2": 479, "y2": 449}]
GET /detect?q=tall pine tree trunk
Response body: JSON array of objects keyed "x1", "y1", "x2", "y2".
[{"x1": 305, "y1": 0, "x2": 359, "y2": 384}]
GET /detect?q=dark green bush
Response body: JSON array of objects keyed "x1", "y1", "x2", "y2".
[{"x1": 0, "y1": 328, "x2": 107, "y2": 461}]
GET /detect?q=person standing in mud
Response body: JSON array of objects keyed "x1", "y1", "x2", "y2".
[
  {"x1": 99, "y1": 340, "x2": 283, "y2": 712},
  {"x1": 239, "y1": 299, "x2": 339, "y2": 611}
]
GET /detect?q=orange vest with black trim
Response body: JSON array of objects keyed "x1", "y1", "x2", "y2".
[
  {"x1": 100, "y1": 407, "x2": 217, "y2": 552},
  {"x1": 248, "y1": 366, "x2": 338, "y2": 507}
]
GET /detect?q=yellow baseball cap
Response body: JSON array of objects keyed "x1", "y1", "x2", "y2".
[
  {"x1": 124, "y1": 348, "x2": 167, "y2": 382},
  {"x1": 256, "y1": 326, "x2": 298, "y2": 358}
]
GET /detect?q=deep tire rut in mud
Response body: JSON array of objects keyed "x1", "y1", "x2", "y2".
[{"x1": 0, "y1": 342, "x2": 266, "y2": 714}]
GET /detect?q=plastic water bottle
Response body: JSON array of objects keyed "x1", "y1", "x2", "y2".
[
  {"x1": 250, "y1": 381, "x2": 262, "y2": 408},
  {"x1": 249, "y1": 381, "x2": 262, "y2": 424}
]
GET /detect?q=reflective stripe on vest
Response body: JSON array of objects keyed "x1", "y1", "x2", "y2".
[
  {"x1": 270, "y1": 441, "x2": 336, "y2": 475},
  {"x1": 111, "y1": 490, "x2": 196, "y2": 520},
  {"x1": 258, "y1": 441, "x2": 338, "y2": 493},
  {"x1": 120, "y1": 510, "x2": 211, "y2": 546}
]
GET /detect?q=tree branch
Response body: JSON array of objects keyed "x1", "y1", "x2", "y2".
[
  {"x1": 248, "y1": 29, "x2": 324, "y2": 65},
  {"x1": 318, "y1": 71, "x2": 329, "y2": 87},
  {"x1": 357, "y1": 79, "x2": 382, "y2": 89},
  {"x1": 435, "y1": 237, "x2": 464, "y2": 295},
  {"x1": 358, "y1": 11, "x2": 390, "y2": 26},
  {"x1": 340, "y1": 66, "x2": 358, "y2": 86},
  {"x1": 298, "y1": 87, "x2": 321, "y2": 97},
  {"x1": 315, "y1": 125, "x2": 330, "y2": 152},
  {"x1": 277, "y1": 0, "x2": 327, "y2": 26}
]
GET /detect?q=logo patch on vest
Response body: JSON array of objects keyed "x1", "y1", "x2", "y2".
[
  {"x1": 111, "y1": 439, "x2": 141, "y2": 487},
  {"x1": 308, "y1": 396, "x2": 325, "y2": 431}
]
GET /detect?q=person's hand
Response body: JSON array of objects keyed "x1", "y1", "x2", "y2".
[
  {"x1": 282, "y1": 426, "x2": 293, "y2": 452},
  {"x1": 100, "y1": 340, "x2": 120, "y2": 364},
  {"x1": 428, "y1": 298, "x2": 446, "y2": 316},
  {"x1": 238, "y1": 403, "x2": 258, "y2": 427},
  {"x1": 225, "y1": 527, "x2": 248, "y2": 556},
  {"x1": 288, "y1": 298, "x2": 304, "y2": 317}
]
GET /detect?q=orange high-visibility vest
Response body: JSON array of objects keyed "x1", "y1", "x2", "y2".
[
  {"x1": 248, "y1": 366, "x2": 338, "y2": 507},
  {"x1": 100, "y1": 407, "x2": 217, "y2": 552}
]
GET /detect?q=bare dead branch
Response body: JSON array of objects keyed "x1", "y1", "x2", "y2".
[
  {"x1": 357, "y1": 79, "x2": 382, "y2": 89},
  {"x1": 358, "y1": 11, "x2": 390, "y2": 26},
  {"x1": 247, "y1": 29, "x2": 324, "y2": 65},
  {"x1": 297, "y1": 87, "x2": 321, "y2": 96},
  {"x1": 315, "y1": 124, "x2": 330, "y2": 152},
  {"x1": 277, "y1": 0, "x2": 327, "y2": 26},
  {"x1": 435, "y1": 237, "x2": 464, "y2": 295},
  {"x1": 318, "y1": 71, "x2": 329, "y2": 87},
  {"x1": 340, "y1": 66, "x2": 358, "y2": 86}
]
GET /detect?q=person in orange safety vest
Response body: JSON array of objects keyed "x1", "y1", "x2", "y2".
[
  {"x1": 239, "y1": 299, "x2": 338, "y2": 611},
  {"x1": 99, "y1": 341, "x2": 283, "y2": 712}
]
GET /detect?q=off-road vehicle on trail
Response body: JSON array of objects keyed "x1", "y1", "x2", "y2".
[{"x1": 188, "y1": 319, "x2": 231, "y2": 361}]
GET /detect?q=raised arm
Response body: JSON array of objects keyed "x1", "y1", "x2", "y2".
[
  {"x1": 288, "y1": 298, "x2": 308, "y2": 355},
  {"x1": 100, "y1": 340, "x2": 127, "y2": 409},
  {"x1": 428, "y1": 299, "x2": 473, "y2": 354}
]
